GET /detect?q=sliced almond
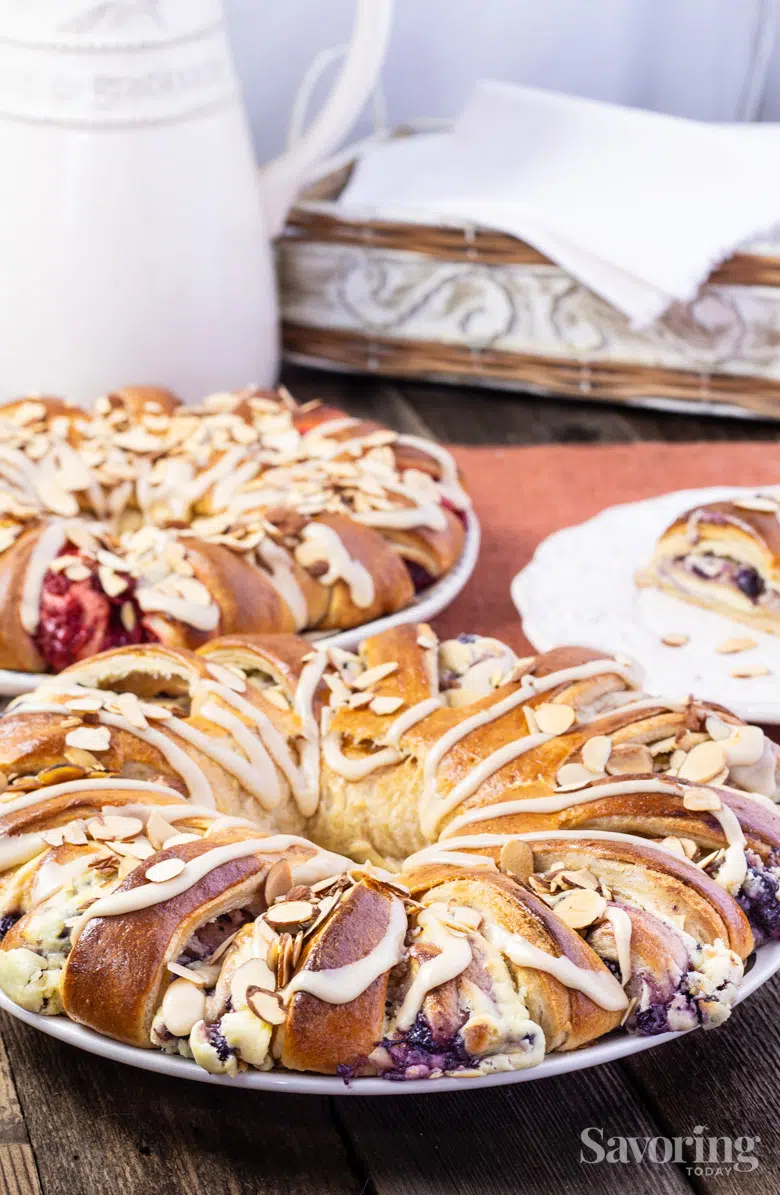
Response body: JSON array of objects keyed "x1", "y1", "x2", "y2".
[
  {"x1": 352, "y1": 662, "x2": 399, "y2": 691},
  {"x1": 230, "y1": 957, "x2": 276, "y2": 1008},
  {"x1": 64, "y1": 726, "x2": 111, "y2": 753},
  {"x1": 524, "y1": 706, "x2": 539, "y2": 735},
  {"x1": 733, "y1": 496, "x2": 778, "y2": 512},
  {"x1": 370, "y1": 695, "x2": 405, "y2": 716},
  {"x1": 534, "y1": 703, "x2": 576, "y2": 736},
  {"x1": 145, "y1": 858, "x2": 186, "y2": 883},
  {"x1": 120, "y1": 601, "x2": 137, "y2": 632},
  {"x1": 64, "y1": 695, "x2": 104, "y2": 713},
  {"x1": 167, "y1": 961, "x2": 209, "y2": 987},
  {"x1": 499, "y1": 840, "x2": 534, "y2": 884},
  {"x1": 659, "y1": 836, "x2": 698, "y2": 860},
  {"x1": 705, "y1": 715, "x2": 732, "y2": 742},
  {"x1": 730, "y1": 663, "x2": 772, "y2": 679},
  {"x1": 716, "y1": 636, "x2": 758, "y2": 655},
  {"x1": 605, "y1": 743, "x2": 654, "y2": 775},
  {"x1": 678, "y1": 741, "x2": 726, "y2": 784},
  {"x1": 683, "y1": 787, "x2": 723, "y2": 812},
  {"x1": 263, "y1": 687, "x2": 291, "y2": 711},
  {"x1": 63, "y1": 746, "x2": 103, "y2": 771},
  {"x1": 145, "y1": 810, "x2": 174, "y2": 850},
  {"x1": 555, "y1": 763, "x2": 593, "y2": 791},
  {"x1": 161, "y1": 833, "x2": 201, "y2": 849},
  {"x1": 62, "y1": 821, "x2": 88, "y2": 846},
  {"x1": 264, "y1": 859, "x2": 293, "y2": 905},
  {"x1": 98, "y1": 566, "x2": 128, "y2": 598},
  {"x1": 96, "y1": 814, "x2": 144, "y2": 841},
  {"x1": 554, "y1": 888, "x2": 607, "y2": 929},
  {"x1": 556, "y1": 868, "x2": 600, "y2": 891},
  {"x1": 582, "y1": 735, "x2": 612, "y2": 774},
  {"x1": 265, "y1": 900, "x2": 316, "y2": 931},
  {"x1": 246, "y1": 986, "x2": 285, "y2": 1025},
  {"x1": 108, "y1": 837, "x2": 155, "y2": 860},
  {"x1": 662, "y1": 633, "x2": 689, "y2": 648}
]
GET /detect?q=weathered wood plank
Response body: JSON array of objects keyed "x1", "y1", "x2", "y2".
[
  {"x1": 623, "y1": 970, "x2": 780, "y2": 1195},
  {"x1": 336, "y1": 1062, "x2": 694, "y2": 1195},
  {"x1": 2, "y1": 1015, "x2": 363, "y2": 1195},
  {"x1": 0, "y1": 1029, "x2": 41, "y2": 1195}
]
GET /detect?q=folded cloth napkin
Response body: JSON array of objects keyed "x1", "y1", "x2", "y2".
[{"x1": 339, "y1": 81, "x2": 780, "y2": 327}]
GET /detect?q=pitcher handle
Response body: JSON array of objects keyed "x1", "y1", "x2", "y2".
[{"x1": 260, "y1": 0, "x2": 394, "y2": 236}]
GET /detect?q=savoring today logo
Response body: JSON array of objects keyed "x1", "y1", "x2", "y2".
[{"x1": 580, "y1": 1125, "x2": 760, "y2": 1175}]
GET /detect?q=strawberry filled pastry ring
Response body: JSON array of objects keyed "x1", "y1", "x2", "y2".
[{"x1": 0, "y1": 387, "x2": 469, "y2": 672}]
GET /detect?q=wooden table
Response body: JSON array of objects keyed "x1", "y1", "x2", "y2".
[{"x1": 1, "y1": 367, "x2": 778, "y2": 1195}]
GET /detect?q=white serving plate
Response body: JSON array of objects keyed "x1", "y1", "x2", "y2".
[
  {"x1": 0, "y1": 512, "x2": 479, "y2": 698},
  {"x1": 1, "y1": 939, "x2": 777, "y2": 1095},
  {"x1": 512, "y1": 487, "x2": 780, "y2": 724}
]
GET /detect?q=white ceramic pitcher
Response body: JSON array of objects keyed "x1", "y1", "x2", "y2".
[{"x1": 0, "y1": 0, "x2": 393, "y2": 402}]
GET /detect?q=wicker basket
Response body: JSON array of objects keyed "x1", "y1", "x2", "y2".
[{"x1": 277, "y1": 132, "x2": 780, "y2": 419}]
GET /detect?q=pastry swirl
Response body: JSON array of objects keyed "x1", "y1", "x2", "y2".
[
  {"x1": 0, "y1": 388, "x2": 468, "y2": 671},
  {"x1": 0, "y1": 623, "x2": 775, "y2": 1080}
]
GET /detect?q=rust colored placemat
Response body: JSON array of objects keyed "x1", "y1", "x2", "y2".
[{"x1": 433, "y1": 441, "x2": 780, "y2": 650}]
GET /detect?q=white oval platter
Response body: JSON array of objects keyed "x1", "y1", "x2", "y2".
[
  {"x1": 0, "y1": 939, "x2": 776, "y2": 1096},
  {"x1": 512, "y1": 486, "x2": 780, "y2": 724},
  {"x1": 0, "y1": 512, "x2": 479, "y2": 698}
]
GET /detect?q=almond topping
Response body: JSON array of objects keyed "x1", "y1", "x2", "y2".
[
  {"x1": 246, "y1": 986, "x2": 286, "y2": 1025},
  {"x1": 64, "y1": 726, "x2": 111, "y2": 753},
  {"x1": 605, "y1": 743, "x2": 654, "y2": 775},
  {"x1": 733, "y1": 496, "x2": 778, "y2": 512},
  {"x1": 86, "y1": 815, "x2": 144, "y2": 841},
  {"x1": 662, "y1": 633, "x2": 689, "y2": 647},
  {"x1": 370, "y1": 696, "x2": 405, "y2": 715},
  {"x1": 161, "y1": 833, "x2": 201, "y2": 849},
  {"x1": 499, "y1": 840, "x2": 534, "y2": 884},
  {"x1": 230, "y1": 958, "x2": 276, "y2": 1008},
  {"x1": 683, "y1": 787, "x2": 723, "y2": 812},
  {"x1": 722, "y1": 725, "x2": 765, "y2": 767},
  {"x1": 145, "y1": 858, "x2": 186, "y2": 883},
  {"x1": 715, "y1": 636, "x2": 757, "y2": 655},
  {"x1": 582, "y1": 735, "x2": 612, "y2": 774},
  {"x1": 730, "y1": 663, "x2": 772, "y2": 678},
  {"x1": 265, "y1": 900, "x2": 316, "y2": 931},
  {"x1": 534, "y1": 703, "x2": 576, "y2": 736},
  {"x1": 264, "y1": 859, "x2": 294, "y2": 905},
  {"x1": 167, "y1": 962, "x2": 209, "y2": 987},
  {"x1": 145, "y1": 810, "x2": 175, "y2": 850},
  {"x1": 678, "y1": 741, "x2": 727, "y2": 784},
  {"x1": 555, "y1": 763, "x2": 594, "y2": 791},
  {"x1": 352, "y1": 662, "x2": 399, "y2": 691},
  {"x1": 554, "y1": 888, "x2": 607, "y2": 929}
]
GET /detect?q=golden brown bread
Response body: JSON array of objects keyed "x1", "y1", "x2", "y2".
[{"x1": 0, "y1": 387, "x2": 468, "y2": 671}]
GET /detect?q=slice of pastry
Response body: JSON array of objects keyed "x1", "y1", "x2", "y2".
[{"x1": 641, "y1": 493, "x2": 780, "y2": 634}]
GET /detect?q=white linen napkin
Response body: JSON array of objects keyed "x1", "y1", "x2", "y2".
[{"x1": 339, "y1": 82, "x2": 780, "y2": 326}]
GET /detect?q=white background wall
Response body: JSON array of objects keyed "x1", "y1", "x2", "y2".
[{"x1": 225, "y1": 0, "x2": 777, "y2": 166}]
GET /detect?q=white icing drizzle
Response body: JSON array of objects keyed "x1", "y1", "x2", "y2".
[
  {"x1": 409, "y1": 851, "x2": 498, "y2": 871},
  {"x1": 78, "y1": 835, "x2": 351, "y2": 926},
  {"x1": 385, "y1": 697, "x2": 444, "y2": 748},
  {"x1": 284, "y1": 895, "x2": 407, "y2": 1005},
  {"x1": 581, "y1": 696, "x2": 686, "y2": 722},
  {"x1": 395, "y1": 906, "x2": 473, "y2": 1030},
  {"x1": 426, "y1": 732, "x2": 554, "y2": 835},
  {"x1": 135, "y1": 586, "x2": 220, "y2": 633},
  {"x1": 396, "y1": 435, "x2": 472, "y2": 511},
  {"x1": 198, "y1": 700, "x2": 282, "y2": 810},
  {"x1": 441, "y1": 777, "x2": 686, "y2": 835},
  {"x1": 198, "y1": 682, "x2": 311, "y2": 814},
  {"x1": 603, "y1": 906, "x2": 633, "y2": 986},
  {"x1": 293, "y1": 651, "x2": 328, "y2": 816},
  {"x1": 256, "y1": 539, "x2": 308, "y2": 629},
  {"x1": 299, "y1": 524, "x2": 375, "y2": 609},
  {"x1": 322, "y1": 733, "x2": 402, "y2": 781},
  {"x1": 353, "y1": 504, "x2": 448, "y2": 533},
  {"x1": 487, "y1": 924, "x2": 628, "y2": 1012},
  {"x1": 711, "y1": 804, "x2": 748, "y2": 895},
  {"x1": 95, "y1": 711, "x2": 215, "y2": 807},
  {"x1": 21, "y1": 521, "x2": 66, "y2": 634},
  {"x1": 419, "y1": 659, "x2": 636, "y2": 838},
  {"x1": 162, "y1": 711, "x2": 280, "y2": 810},
  {"x1": 33, "y1": 852, "x2": 100, "y2": 905},
  {"x1": 0, "y1": 777, "x2": 185, "y2": 820},
  {"x1": 404, "y1": 829, "x2": 683, "y2": 871}
]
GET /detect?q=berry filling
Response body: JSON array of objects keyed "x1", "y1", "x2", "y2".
[
  {"x1": 379, "y1": 1013, "x2": 475, "y2": 1080},
  {"x1": 404, "y1": 560, "x2": 436, "y2": 593},
  {"x1": 737, "y1": 850, "x2": 780, "y2": 946},
  {"x1": 34, "y1": 549, "x2": 149, "y2": 672},
  {"x1": 0, "y1": 913, "x2": 19, "y2": 941}
]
